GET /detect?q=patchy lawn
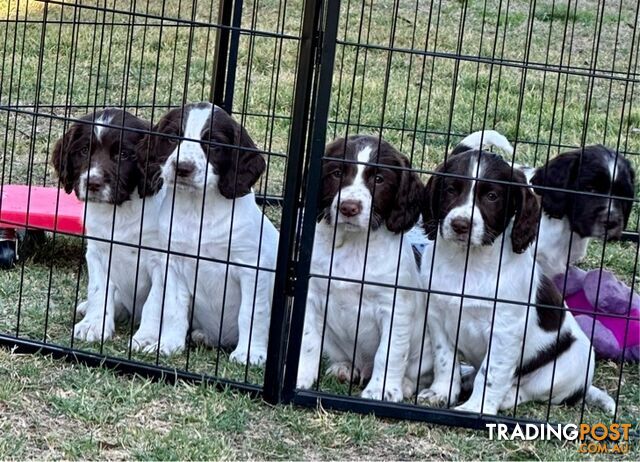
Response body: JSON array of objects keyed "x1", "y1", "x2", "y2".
[{"x1": 0, "y1": 0, "x2": 638, "y2": 459}]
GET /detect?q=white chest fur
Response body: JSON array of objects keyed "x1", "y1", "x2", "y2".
[
  {"x1": 535, "y1": 214, "x2": 589, "y2": 277},
  {"x1": 298, "y1": 223, "x2": 431, "y2": 400}
]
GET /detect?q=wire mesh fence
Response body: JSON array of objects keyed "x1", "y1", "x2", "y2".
[
  {"x1": 0, "y1": 0, "x2": 305, "y2": 392},
  {"x1": 0, "y1": 0, "x2": 638, "y2": 432}
]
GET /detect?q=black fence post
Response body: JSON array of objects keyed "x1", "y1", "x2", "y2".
[
  {"x1": 262, "y1": 0, "x2": 336, "y2": 405},
  {"x1": 210, "y1": 0, "x2": 243, "y2": 112},
  {"x1": 279, "y1": 0, "x2": 342, "y2": 403},
  {"x1": 223, "y1": 0, "x2": 244, "y2": 113}
]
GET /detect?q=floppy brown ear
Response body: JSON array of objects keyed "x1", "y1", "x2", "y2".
[
  {"x1": 51, "y1": 124, "x2": 80, "y2": 194},
  {"x1": 136, "y1": 130, "x2": 164, "y2": 198},
  {"x1": 316, "y1": 137, "x2": 346, "y2": 223},
  {"x1": 136, "y1": 110, "x2": 184, "y2": 197},
  {"x1": 212, "y1": 111, "x2": 265, "y2": 199},
  {"x1": 511, "y1": 170, "x2": 540, "y2": 254},
  {"x1": 421, "y1": 169, "x2": 442, "y2": 240},
  {"x1": 386, "y1": 155, "x2": 423, "y2": 233}
]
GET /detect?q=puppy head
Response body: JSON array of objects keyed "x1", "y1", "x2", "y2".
[
  {"x1": 531, "y1": 145, "x2": 636, "y2": 239},
  {"x1": 422, "y1": 150, "x2": 539, "y2": 253},
  {"x1": 317, "y1": 135, "x2": 423, "y2": 233},
  {"x1": 51, "y1": 109, "x2": 150, "y2": 205},
  {"x1": 136, "y1": 103, "x2": 265, "y2": 198}
]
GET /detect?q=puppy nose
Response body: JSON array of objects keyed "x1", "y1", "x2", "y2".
[
  {"x1": 339, "y1": 200, "x2": 362, "y2": 217},
  {"x1": 451, "y1": 218, "x2": 470, "y2": 235},
  {"x1": 87, "y1": 178, "x2": 102, "y2": 192},
  {"x1": 176, "y1": 162, "x2": 195, "y2": 178}
]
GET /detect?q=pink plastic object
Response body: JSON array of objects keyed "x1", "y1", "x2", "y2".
[
  {"x1": 0, "y1": 185, "x2": 84, "y2": 234},
  {"x1": 566, "y1": 290, "x2": 640, "y2": 353}
]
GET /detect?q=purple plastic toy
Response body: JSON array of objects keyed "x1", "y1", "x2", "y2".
[{"x1": 554, "y1": 267, "x2": 639, "y2": 363}]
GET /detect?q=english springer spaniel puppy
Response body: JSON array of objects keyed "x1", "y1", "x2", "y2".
[
  {"x1": 134, "y1": 102, "x2": 277, "y2": 365},
  {"x1": 529, "y1": 145, "x2": 636, "y2": 277},
  {"x1": 419, "y1": 149, "x2": 615, "y2": 414},
  {"x1": 52, "y1": 109, "x2": 166, "y2": 344},
  {"x1": 406, "y1": 129, "x2": 514, "y2": 253},
  {"x1": 296, "y1": 135, "x2": 432, "y2": 402}
]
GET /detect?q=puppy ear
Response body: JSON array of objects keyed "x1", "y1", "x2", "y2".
[
  {"x1": 386, "y1": 155, "x2": 423, "y2": 233},
  {"x1": 136, "y1": 129, "x2": 164, "y2": 198},
  {"x1": 315, "y1": 137, "x2": 347, "y2": 223},
  {"x1": 51, "y1": 124, "x2": 80, "y2": 194},
  {"x1": 530, "y1": 151, "x2": 578, "y2": 218},
  {"x1": 511, "y1": 170, "x2": 540, "y2": 254},
  {"x1": 421, "y1": 170, "x2": 441, "y2": 240},
  {"x1": 211, "y1": 111, "x2": 265, "y2": 199},
  {"x1": 136, "y1": 112, "x2": 183, "y2": 197}
]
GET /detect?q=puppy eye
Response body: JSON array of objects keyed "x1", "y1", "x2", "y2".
[
  {"x1": 486, "y1": 191, "x2": 499, "y2": 202},
  {"x1": 80, "y1": 146, "x2": 89, "y2": 156},
  {"x1": 164, "y1": 129, "x2": 180, "y2": 144},
  {"x1": 374, "y1": 174, "x2": 384, "y2": 184},
  {"x1": 332, "y1": 170, "x2": 343, "y2": 179},
  {"x1": 445, "y1": 185, "x2": 457, "y2": 195}
]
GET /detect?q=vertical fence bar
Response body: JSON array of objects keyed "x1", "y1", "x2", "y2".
[
  {"x1": 210, "y1": 0, "x2": 234, "y2": 108},
  {"x1": 262, "y1": 0, "x2": 331, "y2": 405},
  {"x1": 223, "y1": 0, "x2": 245, "y2": 112},
  {"x1": 279, "y1": 0, "x2": 341, "y2": 403}
]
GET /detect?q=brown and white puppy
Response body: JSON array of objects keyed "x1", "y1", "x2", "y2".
[
  {"x1": 53, "y1": 109, "x2": 146, "y2": 204},
  {"x1": 418, "y1": 149, "x2": 615, "y2": 415},
  {"x1": 529, "y1": 145, "x2": 636, "y2": 276},
  {"x1": 133, "y1": 102, "x2": 278, "y2": 364},
  {"x1": 296, "y1": 135, "x2": 433, "y2": 402},
  {"x1": 52, "y1": 109, "x2": 166, "y2": 345},
  {"x1": 448, "y1": 134, "x2": 636, "y2": 277}
]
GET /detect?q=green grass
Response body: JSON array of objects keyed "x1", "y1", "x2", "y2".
[
  {"x1": 1, "y1": 0, "x2": 639, "y2": 459},
  {"x1": 2, "y1": 349, "x2": 638, "y2": 460},
  {"x1": 533, "y1": 4, "x2": 595, "y2": 25}
]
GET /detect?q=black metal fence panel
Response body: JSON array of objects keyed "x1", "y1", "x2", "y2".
[
  {"x1": 0, "y1": 0, "x2": 638, "y2": 433},
  {"x1": 0, "y1": 0, "x2": 306, "y2": 392},
  {"x1": 279, "y1": 0, "x2": 640, "y2": 430}
]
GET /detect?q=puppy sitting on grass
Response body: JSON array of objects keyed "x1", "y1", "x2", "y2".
[
  {"x1": 52, "y1": 109, "x2": 166, "y2": 347},
  {"x1": 419, "y1": 146, "x2": 615, "y2": 415},
  {"x1": 296, "y1": 135, "x2": 432, "y2": 402}
]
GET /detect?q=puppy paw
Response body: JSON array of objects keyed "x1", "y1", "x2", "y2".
[
  {"x1": 326, "y1": 362, "x2": 361, "y2": 384},
  {"x1": 361, "y1": 384, "x2": 404, "y2": 402},
  {"x1": 132, "y1": 330, "x2": 185, "y2": 356},
  {"x1": 230, "y1": 347, "x2": 267, "y2": 366},
  {"x1": 296, "y1": 368, "x2": 318, "y2": 390},
  {"x1": 189, "y1": 329, "x2": 211, "y2": 347},
  {"x1": 418, "y1": 384, "x2": 459, "y2": 408},
  {"x1": 73, "y1": 317, "x2": 115, "y2": 343},
  {"x1": 454, "y1": 401, "x2": 484, "y2": 414},
  {"x1": 454, "y1": 401, "x2": 475, "y2": 413},
  {"x1": 157, "y1": 335, "x2": 186, "y2": 356},
  {"x1": 454, "y1": 396, "x2": 499, "y2": 414},
  {"x1": 402, "y1": 377, "x2": 418, "y2": 399},
  {"x1": 132, "y1": 330, "x2": 159, "y2": 353},
  {"x1": 75, "y1": 300, "x2": 89, "y2": 317}
]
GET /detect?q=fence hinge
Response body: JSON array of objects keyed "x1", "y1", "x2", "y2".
[{"x1": 285, "y1": 263, "x2": 298, "y2": 296}]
